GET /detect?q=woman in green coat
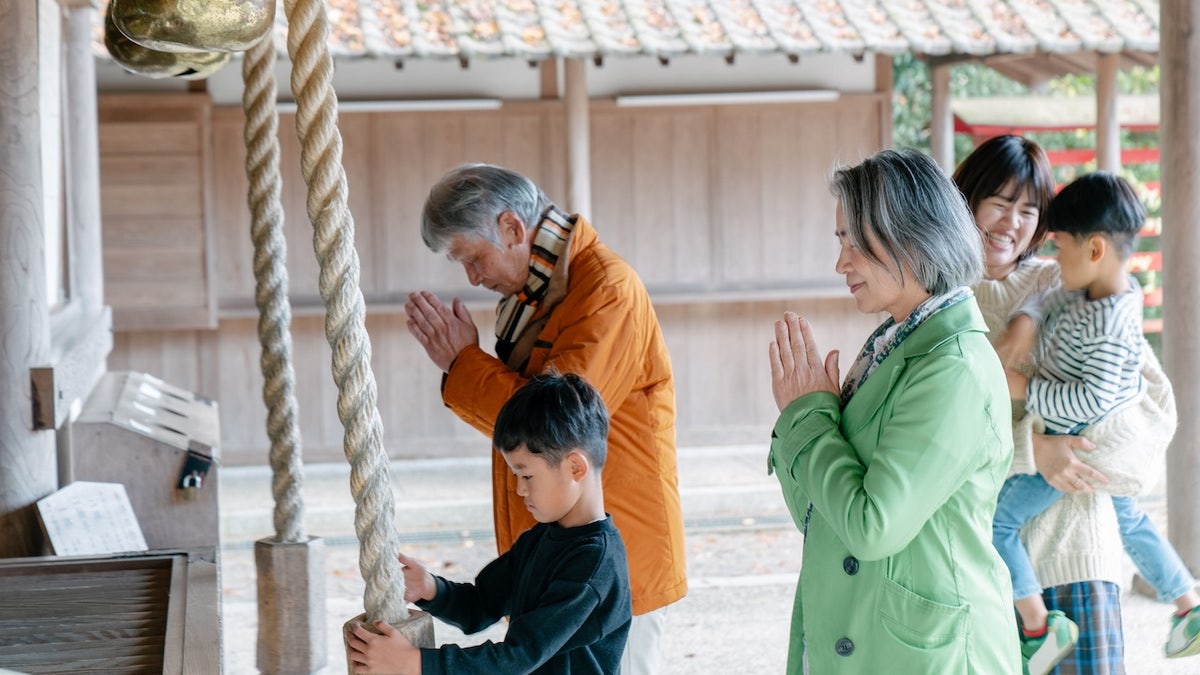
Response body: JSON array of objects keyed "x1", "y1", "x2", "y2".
[{"x1": 768, "y1": 149, "x2": 1020, "y2": 673}]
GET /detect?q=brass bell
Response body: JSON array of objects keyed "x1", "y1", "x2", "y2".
[
  {"x1": 171, "y1": 53, "x2": 234, "y2": 80},
  {"x1": 105, "y1": 6, "x2": 232, "y2": 80},
  {"x1": 110, "y1": 0, "x2": 275, "y2": 54}
]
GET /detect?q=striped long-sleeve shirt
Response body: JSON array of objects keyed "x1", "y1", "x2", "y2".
[{"x1": 1025, "y1": 276, "x2": 1146, "y2": 434}]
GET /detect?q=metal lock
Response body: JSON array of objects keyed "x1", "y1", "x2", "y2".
[{"x1": 177, "y1": 451, "x2": 213, "y2": 501}]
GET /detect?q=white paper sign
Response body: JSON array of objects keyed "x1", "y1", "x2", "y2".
[{"x1": 36, "y1": 481, "x2": 149, "y2": 556}]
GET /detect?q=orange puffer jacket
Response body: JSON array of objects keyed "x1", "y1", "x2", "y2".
[{"x1": 442, "y1": 215, "x2": 688, "y2": 615}]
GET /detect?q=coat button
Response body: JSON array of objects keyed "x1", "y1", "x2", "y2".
[
  {"x1": 835, "y1": 637, "x2": 854, "y2": 656},
  {"x1": 842, "y1": 556, "x2": 859, "y2": 575}
]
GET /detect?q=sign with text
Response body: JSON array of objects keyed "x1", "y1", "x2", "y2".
[{"x1": 36, "y1": 481, "x2": 149, "y2": 556}]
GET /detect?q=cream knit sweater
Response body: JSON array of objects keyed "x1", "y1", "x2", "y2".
[{"x1": 974, "y1": 258, "x2": 1178, "y2": 589}]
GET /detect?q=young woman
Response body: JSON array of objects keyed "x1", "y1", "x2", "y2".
[{"x1": 955, "y1": 135, "x2": 1179, "y2": 674}]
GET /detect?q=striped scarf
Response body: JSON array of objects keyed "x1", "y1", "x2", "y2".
[{"x1": 494, "y1": 205, "x2": 576, "y2": 363}]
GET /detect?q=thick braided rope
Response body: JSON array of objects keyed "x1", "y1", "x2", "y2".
[
  {"x1": 242, "y1": 34, "x2": 306, "y2": 544},
  {"x1": 282, "y1": 0, "x2": 406, "y2": 622}
]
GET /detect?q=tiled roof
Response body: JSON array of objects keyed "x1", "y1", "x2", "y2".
[{"x1": 95, "y1": 0, "x2": 1159, "y2": 62}]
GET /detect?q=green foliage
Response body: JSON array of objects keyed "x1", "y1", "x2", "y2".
[{"x1": 891, "y1": 53, "x2": 932, "y2": 152}]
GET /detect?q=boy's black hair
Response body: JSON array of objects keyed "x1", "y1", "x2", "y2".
[
  {"x1": 493, "y1": 371, "x2": 609, "y2": 469},
  {"x1": 1046, "y1": 171, "x2": 1144, "y2": 259}
]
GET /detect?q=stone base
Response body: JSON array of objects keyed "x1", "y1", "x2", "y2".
[
  {"x1": 343, "y1": 609, "x2": 435, "y2": 673},
  {"x1": 255, "y1": 537, "x2": 327, "y2": 674}
]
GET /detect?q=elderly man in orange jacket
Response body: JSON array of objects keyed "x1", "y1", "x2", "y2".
[{"x1": 404, "y1": 163, "x2": 687, "y2": 674}]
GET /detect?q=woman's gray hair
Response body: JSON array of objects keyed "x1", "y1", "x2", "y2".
[
  {"x1": 831, "y1": 149, "x2": 983, "y2": 294},
  {"x1": 420, "y1": 163, "x2": 552, "y2": 252}
]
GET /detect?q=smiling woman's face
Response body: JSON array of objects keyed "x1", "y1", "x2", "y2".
[
  {"x1": 974, "y1": 179, "x2": 1041, "y2": 281},
  {"x1": 834, "y1": 203, "x2": 930, "y2": 322}
]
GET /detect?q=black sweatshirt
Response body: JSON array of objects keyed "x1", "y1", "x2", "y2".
[{"x1": 418, "y1": 516, "x2": 632, "y2": 674}]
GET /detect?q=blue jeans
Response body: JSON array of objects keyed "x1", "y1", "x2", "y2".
[
  {"x1": 993, "y1": 472, "x2": 1196, "y2": 602},
  {"x1": 1112, "y1": 494, "x2": 1197, "y2": 602}
]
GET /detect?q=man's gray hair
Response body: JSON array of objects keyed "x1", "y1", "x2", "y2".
[
  {"x1": 420, "y1": 163, "x2": 551, "y2": 253},
  {"x1": 831, "y1": 149, "x2": 983, "y2": 294}
]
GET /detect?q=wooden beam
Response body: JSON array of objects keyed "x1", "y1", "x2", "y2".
[
  {"x1": 1095, "y1": 53, "x2": 1121, "y2": 173},
  {"x1": 1161, "y1": 0, "x2": 1200, "y2": 573},
  {"x1": 930, "y1": 62, "x2": 954, "y2": 172},
  {"x1": 564, "y1": 58, "x2": 591, "y2": 216},
  {"x1": 0, "y1": 0, "x2": 56, "y2": 559}
]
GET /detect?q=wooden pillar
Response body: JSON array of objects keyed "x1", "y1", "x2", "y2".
[
  {"x1": 563, "y1": 58, "x2": 591, "y2": 216},
  {"x1": 1095, "y1": 53, "x2": 1121, "y2": 174},
  {"x1": 64, "y1": 0, "x2": 104, "y2": 312},
  {"x1": 930, "y1": 62, "x2": 954, "y2": 172},
  {"x1": 539, "y1": 58, "x2": 559, "y2": 100},
  {"x1": 1161, "y1": 0, "x2": 1200, "y2": 570},
  {"x1": 0, "y1": 0, "x2": 55, "y2": 558}
]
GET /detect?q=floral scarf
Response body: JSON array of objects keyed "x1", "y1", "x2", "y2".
[{"x1": 839, "y1": 287, "x2": 974, "y2": 408}]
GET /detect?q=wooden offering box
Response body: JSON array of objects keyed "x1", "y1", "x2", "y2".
[{"x1": 0, "y1": 549, "x2": 219, "y2": 674}]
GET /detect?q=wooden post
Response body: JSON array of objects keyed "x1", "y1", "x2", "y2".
[
  {"x1": 0, "y1": 0, "x2": 55, "y2": 558},
  {"x1": 564, "y1": 58, "x2": 591, "y2": 216},
  {"x1": 1095, "y1": 53, "x2": 1121, "y2": 174},
  {"x1": 540, "y1": 58, "x2": 559, "y2": 100},
  {"x1": 1161, "y1": 0, "x2": 1200, "y2": 570},
  {"x1": 930, "y1": 62, "x2": 954, "y2": 172},
  {"x1": 257, "y1": 538, "x2": 327, "y2": 674},
  {"x1": 63, "y1": 0, "x2": 104, "y2": 312}
]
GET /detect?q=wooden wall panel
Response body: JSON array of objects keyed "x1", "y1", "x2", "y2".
[
  {"x1": 199, "y1": 313, "x2": 499, "y2": 466},
  {"x1": 108, "y1": 330, "x2": 204, "y2": 394},
  {"x1": 99, "y1": 94, "x2": 215, "y2": 330},
  {"x1": 333, "y1": 113, "x2": 384, "y2": 296},
  {"x1": 107, "y1": 95, "x2": 888, "y2": 465},
  {"x1": 369, "y1": 113, "x2": 432, "y2": 295},
  {"x1": 589, "y1": 106, "x2": 714, "y2": 287},
  {"x1": 660, "y1": 299, "x2": 882, "y2": 445},
  {"x1": 835, "y1": 94, "x2": 886, "y2": 166},
  {"x1": 589, "y1": 110, "x2": 638, "y2": 267},
  {"x1": 714, "y1": 102, "x2": 846, "y2": 287},
  {"x1": 97, "y1": 122, "x2": 201, "y2": 155},
  {"x1": 209, "y1": 107, "x2": 253, "y2": 304},
  {"x1": 666, "y1": 111, "x2": 716, "y2": 286},
  {"x1": 111, "y1": 298, "x2": 882, "y2": 466},
  {"x1": 211, "y1": 102, "x2": 567, "y2": 312}
]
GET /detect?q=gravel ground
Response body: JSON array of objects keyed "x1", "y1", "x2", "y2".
[
  {"x1": 221, "y1": 523, "x2": 1196, "y2": 674},
  {"x1": 219, "y1": 447, "x2": 1198, "y2": 674},
  {"x1": 221, "y1": 524, "x2": 801, "y2": 675}
]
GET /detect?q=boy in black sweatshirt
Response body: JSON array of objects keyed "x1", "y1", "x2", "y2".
[{"x1": 347, "y1": 372, "x2": 632, "y2": 674}]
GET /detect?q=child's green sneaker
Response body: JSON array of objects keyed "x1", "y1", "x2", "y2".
[
  {"x1": 1165, "y1": 605, "x2": 1200, "y2": 658},
  {"x1": 1021, "y1": 610, "x2": 1079, "y2": 675}
]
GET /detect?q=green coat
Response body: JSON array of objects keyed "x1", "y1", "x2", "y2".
[{"x1": 769, "y1": 298, "x2": 1020, "y2": 674}]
